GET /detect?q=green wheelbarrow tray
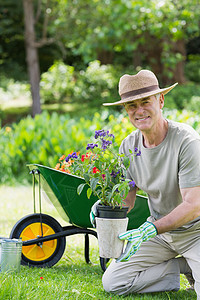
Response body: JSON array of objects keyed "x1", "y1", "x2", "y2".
[{"x1": 27, "y1": 164, "x2": 150, "y2": 230}]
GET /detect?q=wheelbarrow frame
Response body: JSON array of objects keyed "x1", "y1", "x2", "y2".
[{"x1": 10, "y1": 164, "x2": 150, "y2": 271}]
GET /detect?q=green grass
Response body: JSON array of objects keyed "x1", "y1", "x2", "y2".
[{"x1": 0, "y1": 185, "x2": 196, "y2": 299}]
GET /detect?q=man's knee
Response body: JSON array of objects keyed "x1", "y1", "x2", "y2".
[
  {"x1": 102, "y1": 269, "x2": 128, "y2": 294},
  {"x1": 102, "y1": 271, "x2": 113, "y2": 293}
]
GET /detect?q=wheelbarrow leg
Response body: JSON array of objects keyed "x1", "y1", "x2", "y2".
[
  {"x1": 100, "y1": 257, "x2": 110, "y2": 272},
  {"x1": 84, "y1": 233, "x2": 91, "y2": 264}
]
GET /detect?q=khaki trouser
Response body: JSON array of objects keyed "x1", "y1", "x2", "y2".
[{"x1": 102, "y1": 218, "x2": 200, "y2": 299}]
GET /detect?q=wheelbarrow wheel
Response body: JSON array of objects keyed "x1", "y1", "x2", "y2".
[{"x1": 10, "y1": 213, "x2": 66, "y2": 268}]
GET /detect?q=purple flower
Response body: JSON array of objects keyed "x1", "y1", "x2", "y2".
[
  {"x1": 86, "y1": 143, "x2": 98, "y2": 150},
  {"x1": 65, "y1": 152, "x2": 78, "y2": 162},
  {"x1": 102, "y1": 139, "x2": 112, "y2": 150},
  {"x1": 94, "y1": 129, "x2": 115, "y2": 139},
  {"x1": 94, "y1": 130, "x2": 107, "y2": 139},
  {"x1": 65, "y1": 154, "x2": 72, "y2": 162},
  {"x1": 72, "y1": 152, "x2": 78, "y2": 159},
  {"x1": 134, "y1": 147, "x2": 141, "y2": 156},
  {"x1": 110, "y1": 170, "x2": 120, "y2": 178},
  {"x1": 94, "y1": 129, "x2": 114, "y2": 150},
  {"x1": 129, "y1": 180, "x2": 135, "y2": 188}
]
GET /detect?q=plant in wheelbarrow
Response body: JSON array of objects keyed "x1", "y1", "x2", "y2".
[{"x1": 56, "y1": 130, "x2": 141, "y2": 259}]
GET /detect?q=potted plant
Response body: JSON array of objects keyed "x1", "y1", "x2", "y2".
[{"x1": 55, "y1": 129, "x2": 140, "y2": 258}]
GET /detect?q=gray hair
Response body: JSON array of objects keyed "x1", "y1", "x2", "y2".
[{"x1": 155, "y1": 93, "x2": 161, "y2": 101}]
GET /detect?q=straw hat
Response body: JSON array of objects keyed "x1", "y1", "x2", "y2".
[{"x1": 103, "y1": 69, "x2": 178, "y2": 106}]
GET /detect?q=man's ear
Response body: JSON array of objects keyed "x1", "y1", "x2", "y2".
[{"x1": 160, "y1": 93, "x2": 164, "y2": 109}]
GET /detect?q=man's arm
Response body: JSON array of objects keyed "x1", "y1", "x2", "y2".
[
  {"x1": 123, "y1": 188, "x2": 137, "y2": 212},
  {"x1": 153, "y1": 186, "x2": 200, "y2": 234},
  {"x1": 117, "y1": 186, "x2": 200, "y2": 262}
]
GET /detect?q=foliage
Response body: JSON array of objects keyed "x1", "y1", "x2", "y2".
[
  {"x1": 0, "y1": 109, "x2": 200, "y2": 185},
  {"x1": 74, "y1": 61, "x2": 119, "y2": 106},
  {"x1": 40, "y1": 59, "x2": 200, "y2": 110},
  {"x1": 163, "y1": 82, "x2": 200, "y2": 110},
  {"x1": 0, "y1": 110, "x2": 132, "y2": 184},
  {"x1": 185, "y1": 55, "x2": 200, "y2": 83},
  {"x1": 40, "y1": 61, "x2": 75, "y2": 104},
  {"x1": 0, "y1": 76, "x2": 30, "y2": 102},
  {"x1": 56, "y1": 0, "x2": 200, "y2": 81},
  {"x1": 56, "y1": 130, "x2": 139, "y2": 206},
  {"x1": 40, "y1": 60, "x2": 119, "y2": 107},
  {"x1": 1, "y1": 0, "x2": 200, "y2": 83}
]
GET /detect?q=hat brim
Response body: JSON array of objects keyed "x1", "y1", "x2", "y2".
[{"x1": 103, "y1": 83, "x2": 178, "y2": 106}]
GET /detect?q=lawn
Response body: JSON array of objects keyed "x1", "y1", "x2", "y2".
[{"x1": 0, "y1": 185, "x2": 196, "y2": 300}]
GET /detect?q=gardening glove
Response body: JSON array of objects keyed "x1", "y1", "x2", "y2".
[
  {"x1": 116, "y1": 221, "x2": 157, "y2": 262},
  {"x1": 90, "y1": 200, "x2": 101, "y2": 228}
]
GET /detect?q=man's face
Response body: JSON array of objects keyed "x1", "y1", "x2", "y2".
[{"x1": 124, "y1": 94, "x2": 164, "y2": 132}]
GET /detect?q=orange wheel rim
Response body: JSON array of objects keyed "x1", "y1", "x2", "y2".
[{"x1": 20, "y1": 222, "x2": 57, "y2": 261}]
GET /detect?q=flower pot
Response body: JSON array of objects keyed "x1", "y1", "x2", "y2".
[
  {"x1": 96, "y1": 205, "x2": 129, "y2": 259},
  {"x1": 96, "y1": 204, "x2": 129, "y2": 219}
]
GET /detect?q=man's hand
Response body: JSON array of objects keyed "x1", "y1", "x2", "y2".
[
  {"x1": 116, "y1": 221, "x2": 157, "y2": 262},
  {"x1": 89, "y1": 200, "x2": 101, "y2": 227}
]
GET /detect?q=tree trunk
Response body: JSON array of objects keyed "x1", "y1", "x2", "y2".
[
  {"x1": 172, "y1": 39, "x2": 187, "y2": 84},
  {"x1": 97, "y1": 49, "x2": 114, "y2": 64},
  {"x1": 23, "y1": 0, "x2": 41, "y2": 117}
]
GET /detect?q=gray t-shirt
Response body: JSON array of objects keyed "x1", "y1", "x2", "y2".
[{"x1": 120, "y1": 119, "x2": 200, "y2": 230}]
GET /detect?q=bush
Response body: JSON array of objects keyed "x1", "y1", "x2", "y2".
[
  {"x1": 0, "y1": 110, "x2": 133, "y2": 184},
  {"x1": 164, "y1": 82, "x2": 200, "y2": 110},
  {"x1": 0, "y1": 76, "x2": 30, "y2": 102},
  {"x1": 40, "y1": 61, "x2": 75, "y2": 104},
  {"x1": 74, "y1": 60, "x2": 119, "y2": 107},
  {"x1": 40, "y1": 60, "x2": 200, "y2": 112},
  {"x1": 40, "y1": 60, "x2": 119, "y2": 107},
  {"x1": 185, "y1": 55, "x2": 200, "y2": 83},
  {"x1": 0, "y1": 110, "x2": 200, "y2": 185}
]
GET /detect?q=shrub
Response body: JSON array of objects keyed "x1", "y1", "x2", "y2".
[
  {"x1": 185, "y1": 55, "x2": 200, "y2": 83},
  {"x1": 40, "y1": 60, "x2": 200, "y2": 112},
  {"x1": 164, "y1": 82, "x2": 200, "y2": 110},
  {"x1": 74, "y1": 60, "x2": 119, "y2": 107},
  {"x1": 0, "y1": 76, "x2": 30, "y2": 102},
  {"x1": 40, "y1": 60, "x2": 119, "y2": 107},
  {"x1": 40, "y1": 61, "x2": 75, "y2": 104},
  {"x1": 0, "y1": 110, "x2": 200, "y2": 184}
]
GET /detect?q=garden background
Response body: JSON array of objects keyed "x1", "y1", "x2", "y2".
[{"x1": 0, "y1": 0, "x2": 199, "y2": 299}]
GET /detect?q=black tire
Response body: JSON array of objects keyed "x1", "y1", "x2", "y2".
[{"x1": 10, "y1": 213, "x2": 66, "y2": 268}]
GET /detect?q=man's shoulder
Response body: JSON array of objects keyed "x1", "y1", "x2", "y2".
[
  {"x1": 168, "y1": 120, "x2": 200, "y2": 139},
  {"x1": 119, "y1": 130, "x2": 140, "y2": 154},
  {"x1": 122, "y1": 129, "x2": 140, "y2": 144}
]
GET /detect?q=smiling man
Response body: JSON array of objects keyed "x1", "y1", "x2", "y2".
[{"x1": 101, "y1": 70, "x2": 200, "y2": 298}]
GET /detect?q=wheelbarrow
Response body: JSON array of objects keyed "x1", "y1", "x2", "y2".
[{"x1": 10, "y1": 164, "x2": 150, "y2": 271}]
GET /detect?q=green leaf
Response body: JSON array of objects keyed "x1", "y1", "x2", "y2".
[
  {"x1": 123, "y1": 156, "x2": 130, "y2": 169},
  {"x1": 112, "y1": 183, "x2": 120, "y2": 194},
  {"x1": 83, "y1": 173, "x2": 90, "y2": 183},
  {"x1": 105, "y1": 170, "x2": 111, "y2": 186},
  {"x1": 77, "y1": 183, "x2": 86, "y2": 195},
  {"x1": 90, "y1": 177, "x2": 100, "y2": 192},
  {"x1": 87, "y1": 187, "x2": 92, "y2": 199},
  {"x1": 94, "y1": 160, "x2": 101, "y2": 171},
  {"x1": 113, "y1": 193, "x2": 121, "y2": 205}
]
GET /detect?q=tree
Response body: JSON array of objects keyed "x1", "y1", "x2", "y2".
[
  {"x1": 23, "y1": 0, "x2": 57, "y2": 116},
  {"x1": 57, "y1": 0, "x2": 199, "y2": 84}
]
